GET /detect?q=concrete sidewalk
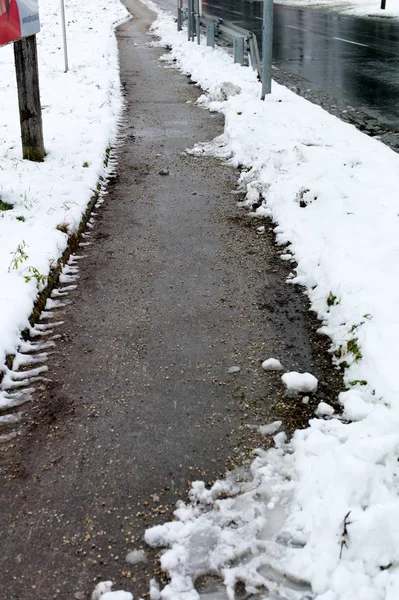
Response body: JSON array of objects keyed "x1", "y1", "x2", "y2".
[{"x1": 0, "y1": 2, "x2": 341, "y2": 598}]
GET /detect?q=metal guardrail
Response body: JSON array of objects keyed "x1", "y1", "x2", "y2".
[{"x1": 177, "y1": 0, "x2": 262, "y2": 81}]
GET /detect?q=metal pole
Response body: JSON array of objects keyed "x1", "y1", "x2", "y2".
[
  {"x1": 188, "y1": 0, "x2": 193, "y2": 41},
  {"x1": 191, "y1": 0, "x2": 195, "y2": 41},
  {"x1": 60, "y1": 0, "x2": 69, "y2": 72},
  {"x1": 177, "y1": 0, "x2": 182, "y2": 31},
  {"x1": 261, "y1": 0, "x2": 273, "y2": 99},
  {"x1": 195, "y1": 0, "x2": 200, "y2": 44},
  {"x1": 380, "y1": 0, "x2": 386, "y2": 8}
]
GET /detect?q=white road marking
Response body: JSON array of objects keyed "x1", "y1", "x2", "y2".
[
  {"x1": 287, "y1": 25, "x2": 370, "y2": 48},
  {"x1": 332, "y1": 36, "x2": 369, "y2": 47},
  {"x1": 288, "y1": 25, "x2": 307, "y2": 31},
  {"x1": 211, "y1": 5, "x2": 242, "y2": 15}
]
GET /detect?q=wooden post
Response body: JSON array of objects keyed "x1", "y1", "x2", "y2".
[
  {"x1": 381, "y1": 0, "x2": 386, "y2": 8},
  {"x1": 13, "y1": 34, "x2": 45, "y2": 162}
]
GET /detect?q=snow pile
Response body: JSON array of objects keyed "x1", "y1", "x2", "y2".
[
  {"x1": 138, "y1": 8, "x2": 399, "y2": 600},
  {"x1": 281, "y1": 372, "x2": 318, "y2": 394},
  {"x1": 0, "y1": 0, "x2": 128, "y2": 371},
  {"x1": 145, "y1": 453, "x2": 310, "y2": 600}
]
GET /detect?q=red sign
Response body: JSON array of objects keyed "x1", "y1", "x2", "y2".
[{"x1": 0, "y1": 0, "x2": 40, "y2": 47}]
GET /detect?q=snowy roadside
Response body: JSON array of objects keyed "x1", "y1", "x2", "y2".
[
  {"x1": 99, "y1": 4, "x2": 399, "y2": 600},
  {"x1": 276, "y1": 0, "x2": 399, "y2": 18},
  {"x1": 0, "y1": 0, "x2": 128, "y2": 387}
]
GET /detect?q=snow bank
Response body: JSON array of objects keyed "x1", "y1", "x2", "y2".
[{"x1": 0, "y1": 0, "x2": 128, "y2": 371}]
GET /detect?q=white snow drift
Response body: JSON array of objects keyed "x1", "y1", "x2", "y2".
[{"x1": 0, "y1": 0, "x2": 128, "y2": 375}]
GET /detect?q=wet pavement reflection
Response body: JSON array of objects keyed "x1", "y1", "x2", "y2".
[{"x1": 194, "y1": 0, "x2": 399, "y2": 130}]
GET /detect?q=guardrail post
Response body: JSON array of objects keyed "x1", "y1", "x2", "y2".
[
  {"x1": 177, "y1": 0, "x2": 183, "y2": 31},
  {"x1": 261, "y1": 0, "x2": 273, "y2": 98},
  {"x1": 234, "y1": 37, "x2": 245, "y2": 65},
  {"x1": 206, "y1": 23, "x2": 215, "y2": 47},
  {"x1": 195, "y1": 0, "x2": 201, "y2": 44},
  {"x1": 187, "y1": 0, "x2": 194, "y2": 41},
  {"x1": 248, "y1": 34, "x2": 262, "y2": 80}
]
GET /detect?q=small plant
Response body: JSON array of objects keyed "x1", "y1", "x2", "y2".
[
  {"x1": 24, "y1": 266, "x2": 48, "y2": 290},
  {"x1": 104, "y1": 146, "x2": 112, "y2": 167},
  {"x1": 340, "y1": 511, "x2": 352, "y2": 559},
  {"x1": 327, "y1": 292, "x2": 339, "y2": 307},
  {"x1": 56, "y1": 222, "x2": 69, "y2": 234},
  {"x1": 21, "y1": 328, "x2": 30, "y2": 342},
  {"x1": 8, "y1": 241, "x2": 28, "y2": 272},
  {"x1": 0, "y1": 200, "x2": 13, "y2": 211},
  {"x1": 82, "y1": 161, "x2": 89, "y2": 168},
  {"x1": 348, "y1": 321, "x2": 366, "y2": 334},
  {"x1": 8, "y1": 241, "x2": 47, "y2": 290},
  {"x1": 16, "y1": 216, "x2": 25, "y2": 222},
  {"x1": 347, "y1": 338, "x2": 362, "y2": 361},
  {"x1": 21, "y1": 192, "x2": 38, "y2": 211},
  {"x1": 349, "y1": 379, "x2": 367, "y2": 387}
]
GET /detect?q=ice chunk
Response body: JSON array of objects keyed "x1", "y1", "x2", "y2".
[
  {"x1": 92, "y1": 582, "x2": 133, "y2": 600},
  {"x1": 150, "y1": 579, "x2": 161, "y2": 600},
  {"x1": 92, "y1": 582, "x2": 113, "y2": 600},
  {"x1": 125, "y1": 549, "x2": 147, "y2": 565},
  {"x1": 315, "y1": 402, "x2": 334, "y2": 417},
  {"x1": 281, "y1": 371, "x2": 318, "y2": 393},
  {"x1": 101, "y1": 593, "x2": 133, "y2": 600},
  {"x1": 261, "y1": 358, "x2": 283, "y2": 371},
  {"x1": 259, "y1": 421, "x2": 282, "y2": 436}
]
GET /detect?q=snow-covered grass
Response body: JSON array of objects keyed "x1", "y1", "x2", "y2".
[
  {"x1": 0, "y1": 0, "x2": 128, "y2": 374},
  {"x1": 276, "y1": 0, "x2": 399, "y2": 18}
]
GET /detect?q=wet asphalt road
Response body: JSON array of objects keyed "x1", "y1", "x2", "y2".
[
  {"x1": 0, "y1": 1, "x2": 342, "y2": 598},
  {"x1": 204, "y1": 1, "x2": 399, "y2": 131}
]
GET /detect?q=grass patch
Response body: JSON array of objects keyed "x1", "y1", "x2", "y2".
[
  {"x1": 327, "y1": 292, "x2": 339, "y2": 307},
  {"x1": 0, "y1": 200, "x2": 13, "y2": 211},
  {"x1": 347, "y1": 338, "x2": 362, "y2": 361}
]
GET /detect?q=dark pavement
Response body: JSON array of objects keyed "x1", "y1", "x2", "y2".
[{"x1": 0, "y1": 1, "x2": 342, "y2": 598}]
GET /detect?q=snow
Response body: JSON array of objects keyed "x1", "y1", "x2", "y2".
[
  {"x1": 0, "y1": 0, "x2": 128, "y2": 376},
  {"x1": 261, "y1": 358, "x2": 284, "y2": 371},
  {"x1": 259, "y1": 421, "x2": 283, "y2": 436},
  {"x1": 101, "y1": 593, "x2": 134, "y2": 600},
  {"x1": 92, "y1": 581, "x2": 114, "y2": 600},
  {"x1": 281, "y1": 372, "x2": 318, "y2": 394},
  {"x1": 92, "y1": 582, "x2": 133, "y2": 600},
  {"x1": 1, "y1": 0, "x2": 399, "y2": 599},
  {"x1": 125, "y1": 550, "x2": 148, "y2": 565},
  {"x1": 315, "y1": 402, "x2": 335, "y2": 417}
]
